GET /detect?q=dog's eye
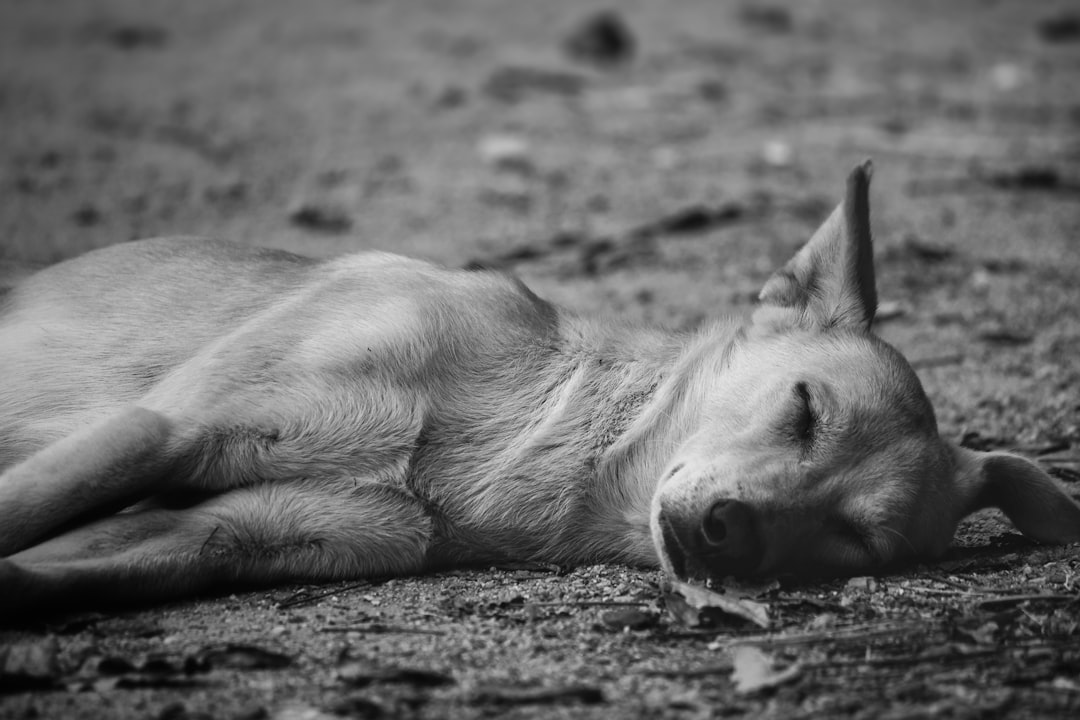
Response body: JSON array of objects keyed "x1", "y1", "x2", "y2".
[
  {"x1": 821, "y1": 517, "x2": 872, "y2": 562},
  {"x1": 793, "y1": 382, "x2": 815, "y2": 443},
  {"x1": 837, "y1": 520, "x2": 868, "y2": 548}
]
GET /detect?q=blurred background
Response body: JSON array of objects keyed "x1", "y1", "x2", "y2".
[{"x1": 1, "y1": 0, "x2": 1078, "y2": 439}]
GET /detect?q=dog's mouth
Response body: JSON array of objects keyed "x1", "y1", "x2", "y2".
[{"x1": 659, "y1": 516, "x2": 689, "y2": 580}]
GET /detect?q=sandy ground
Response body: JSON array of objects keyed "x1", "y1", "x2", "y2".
[{"x1": 1, "y1": 0, "x2": 1079, "y2": 718}]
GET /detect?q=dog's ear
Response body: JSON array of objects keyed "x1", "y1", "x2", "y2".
[
  {"x1": 754, "y1": 162, "x2": 877, "y2": 331},
  {"x1": 951, "y1": 446, "x2": 1080, "y2": 544}
]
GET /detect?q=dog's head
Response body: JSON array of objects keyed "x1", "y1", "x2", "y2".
[{"x1": 651, "y1": 162, "x2": 1080, "y2": 582}]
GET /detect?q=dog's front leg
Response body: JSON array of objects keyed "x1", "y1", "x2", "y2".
[
  {"x1": 0, "y1": 406, "x2": 173, "y2": 556},
  {"x1": 0, "y1": 477, "x2": 432, "y2": 614}
]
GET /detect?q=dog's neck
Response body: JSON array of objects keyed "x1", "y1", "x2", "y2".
[{"x1": 544, "y1": 316, "x2": 745, "y2": 566}]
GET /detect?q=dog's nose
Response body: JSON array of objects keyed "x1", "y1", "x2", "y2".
[
  {"x1": 699, "y1": 498, "x2": 762, "y2": 572},
  {"x1": 657, "y1": 498, "x2": 764, "y2": 580},
  {"x1": 703, "y1": 499, "x2": 746, "y2": 544}
]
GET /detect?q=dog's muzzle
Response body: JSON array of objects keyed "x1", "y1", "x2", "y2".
[{"x1": 658, "y1": 498, "x2": 764, "y2": 580}]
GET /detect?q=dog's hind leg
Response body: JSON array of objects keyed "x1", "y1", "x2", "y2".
[
  {"x1": 0, "y1": 477, "x2": 432, "y2": 613},
  {"x1": 0, "y1": 406, "x2": 173, "y2": 556},
  {"x1": 1, "y1": 377, "x2": 424, "y2": 559}
]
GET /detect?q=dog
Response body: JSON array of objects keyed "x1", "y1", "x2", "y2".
[{"x1": 1, "y1": 163, "x2": 1078, "y2": 613}]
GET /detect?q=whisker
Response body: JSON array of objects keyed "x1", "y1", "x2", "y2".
[{"x1": 879, "y1": 525, "x2": 917, "y2": 554}]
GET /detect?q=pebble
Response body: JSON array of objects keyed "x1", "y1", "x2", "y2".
[
  {"x1": 478, "y1": 133, "x2": 535, "y2": 174},
  {"x1": 761, "y1": 139, "x2": 793, "y2": 168},
  {"x1": 564, "y1": 10, "x2": 635, "y2": 66}
]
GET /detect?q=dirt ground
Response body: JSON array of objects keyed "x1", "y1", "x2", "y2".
[{"x1": 2, "y1": 0, "x2": 1080, "y2": 718}]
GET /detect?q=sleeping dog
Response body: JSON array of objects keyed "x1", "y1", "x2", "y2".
[{"x1": 1, "y1": 163, "x2": 1077, "y2": 611}]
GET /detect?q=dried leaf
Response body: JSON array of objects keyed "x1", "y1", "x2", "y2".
[
  {"x1": 954, "y1": 621, "x2": 999, "y2": 645},
  {"x1": 730, "y1": 646, "x2": 801, "y2": 694},
  {"x1": 875, "y1": 300, "x2": 907, "y2": 322},
  {"x1": 665, "y1": 580, "x2": 770, "y2": 629},
  {"x1": 806, "y1": 612, "x2": 839, "y2": 630},
  {"x1": 288, "y1": 203, "x2": 352, "y2": 233},
  {"x1": 191, "y1": 644, "x2": 292, "y2": 671},
  {"x1": 1038, "y1": 14, "x2": 1080, "y2": 43},
  {"x1": 985, "y1": 166, "x2": 1061, "y2": 190},
  {"x1": 977, "y1": 329, "x2": 1034, "y2": 346}
]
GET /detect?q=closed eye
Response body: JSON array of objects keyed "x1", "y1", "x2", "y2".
[
  {"x1": 831, "y1": 518, "x2": 888, "y2": 565},
  {"x1": 835, "y1": 519, "x2": 869, "y2": 548},
  {"x1": 809, "y1": 518, "x2": 877, "y2": 569},
  {"x1": 793, "y1": 381, "x2": 815, "y2": 444}
]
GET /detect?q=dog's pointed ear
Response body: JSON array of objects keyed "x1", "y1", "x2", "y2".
[
  {"x1": 754, "y1": 161, "x2": 877, "y2": 331},
  {"x1": 951, "y1": 446, "x2": 1080, "y2": 544}
]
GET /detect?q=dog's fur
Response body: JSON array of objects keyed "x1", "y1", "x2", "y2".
[{"x1": 2, "y1": 164, "x2": 1078, "y2": 612}]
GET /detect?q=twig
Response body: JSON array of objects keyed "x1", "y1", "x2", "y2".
[
  {"x1": 640, "y1": 664, "x2": 732, "y2": 678},
  {"x1": 1039, "y1": 453, "x2": 1080, "y2": 465},
  {"x1": 899, "y1": 586, "x2": 987, "y2": 598},
  {"x1": 807, "y1": 646, "x2": 1003, "y2": 670},
  {"x1": 901, "y1": 581, "x2": 1039, "y2": 597},
  {"x1": 977, "y1": 594, "x2": 1078, "y2": 609},
  {"x1": 1014, "y1": 441, "x2": 1072, "y2": 456},
  {"x1": 725, "y1": 621, "x2": 932, "y2": 648},
  {"x1": 276, "y1": 580, "x2": 371, "y2": 610},
  {"x1": 907, "y1": 581, "x2": 1066, "y2": 597}
]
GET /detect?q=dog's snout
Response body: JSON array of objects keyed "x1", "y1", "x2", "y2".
[{"x1": 658, "y1": 498, "x2": 764, "y2": 580}]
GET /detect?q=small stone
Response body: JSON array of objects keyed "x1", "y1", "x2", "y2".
[
  {"x1": 990, "y1": 62, "x2": 1024, "y2": 92},
  {"x1": 564, "y1": 10, "x2": 635, "y2": 67},
  {"x1": 970, "y1": 268, "x2": 992, "y2": 291},
  {"x1": 845, "y1": 576, "x2": 877, "y2": 592},
  {"x1": 601, "y1": 608, "x2": 656, "y2": 630},
  {"x1": 761, "y1": 139, "x2": 793, "y2": 168},
  {"x1": 478, "y1": 134, "x2": 534, "y2": 174}
]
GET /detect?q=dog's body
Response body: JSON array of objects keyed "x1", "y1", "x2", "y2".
[{"x1": 2, "y1": 165, "x2": 1078, "y2": 612}]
